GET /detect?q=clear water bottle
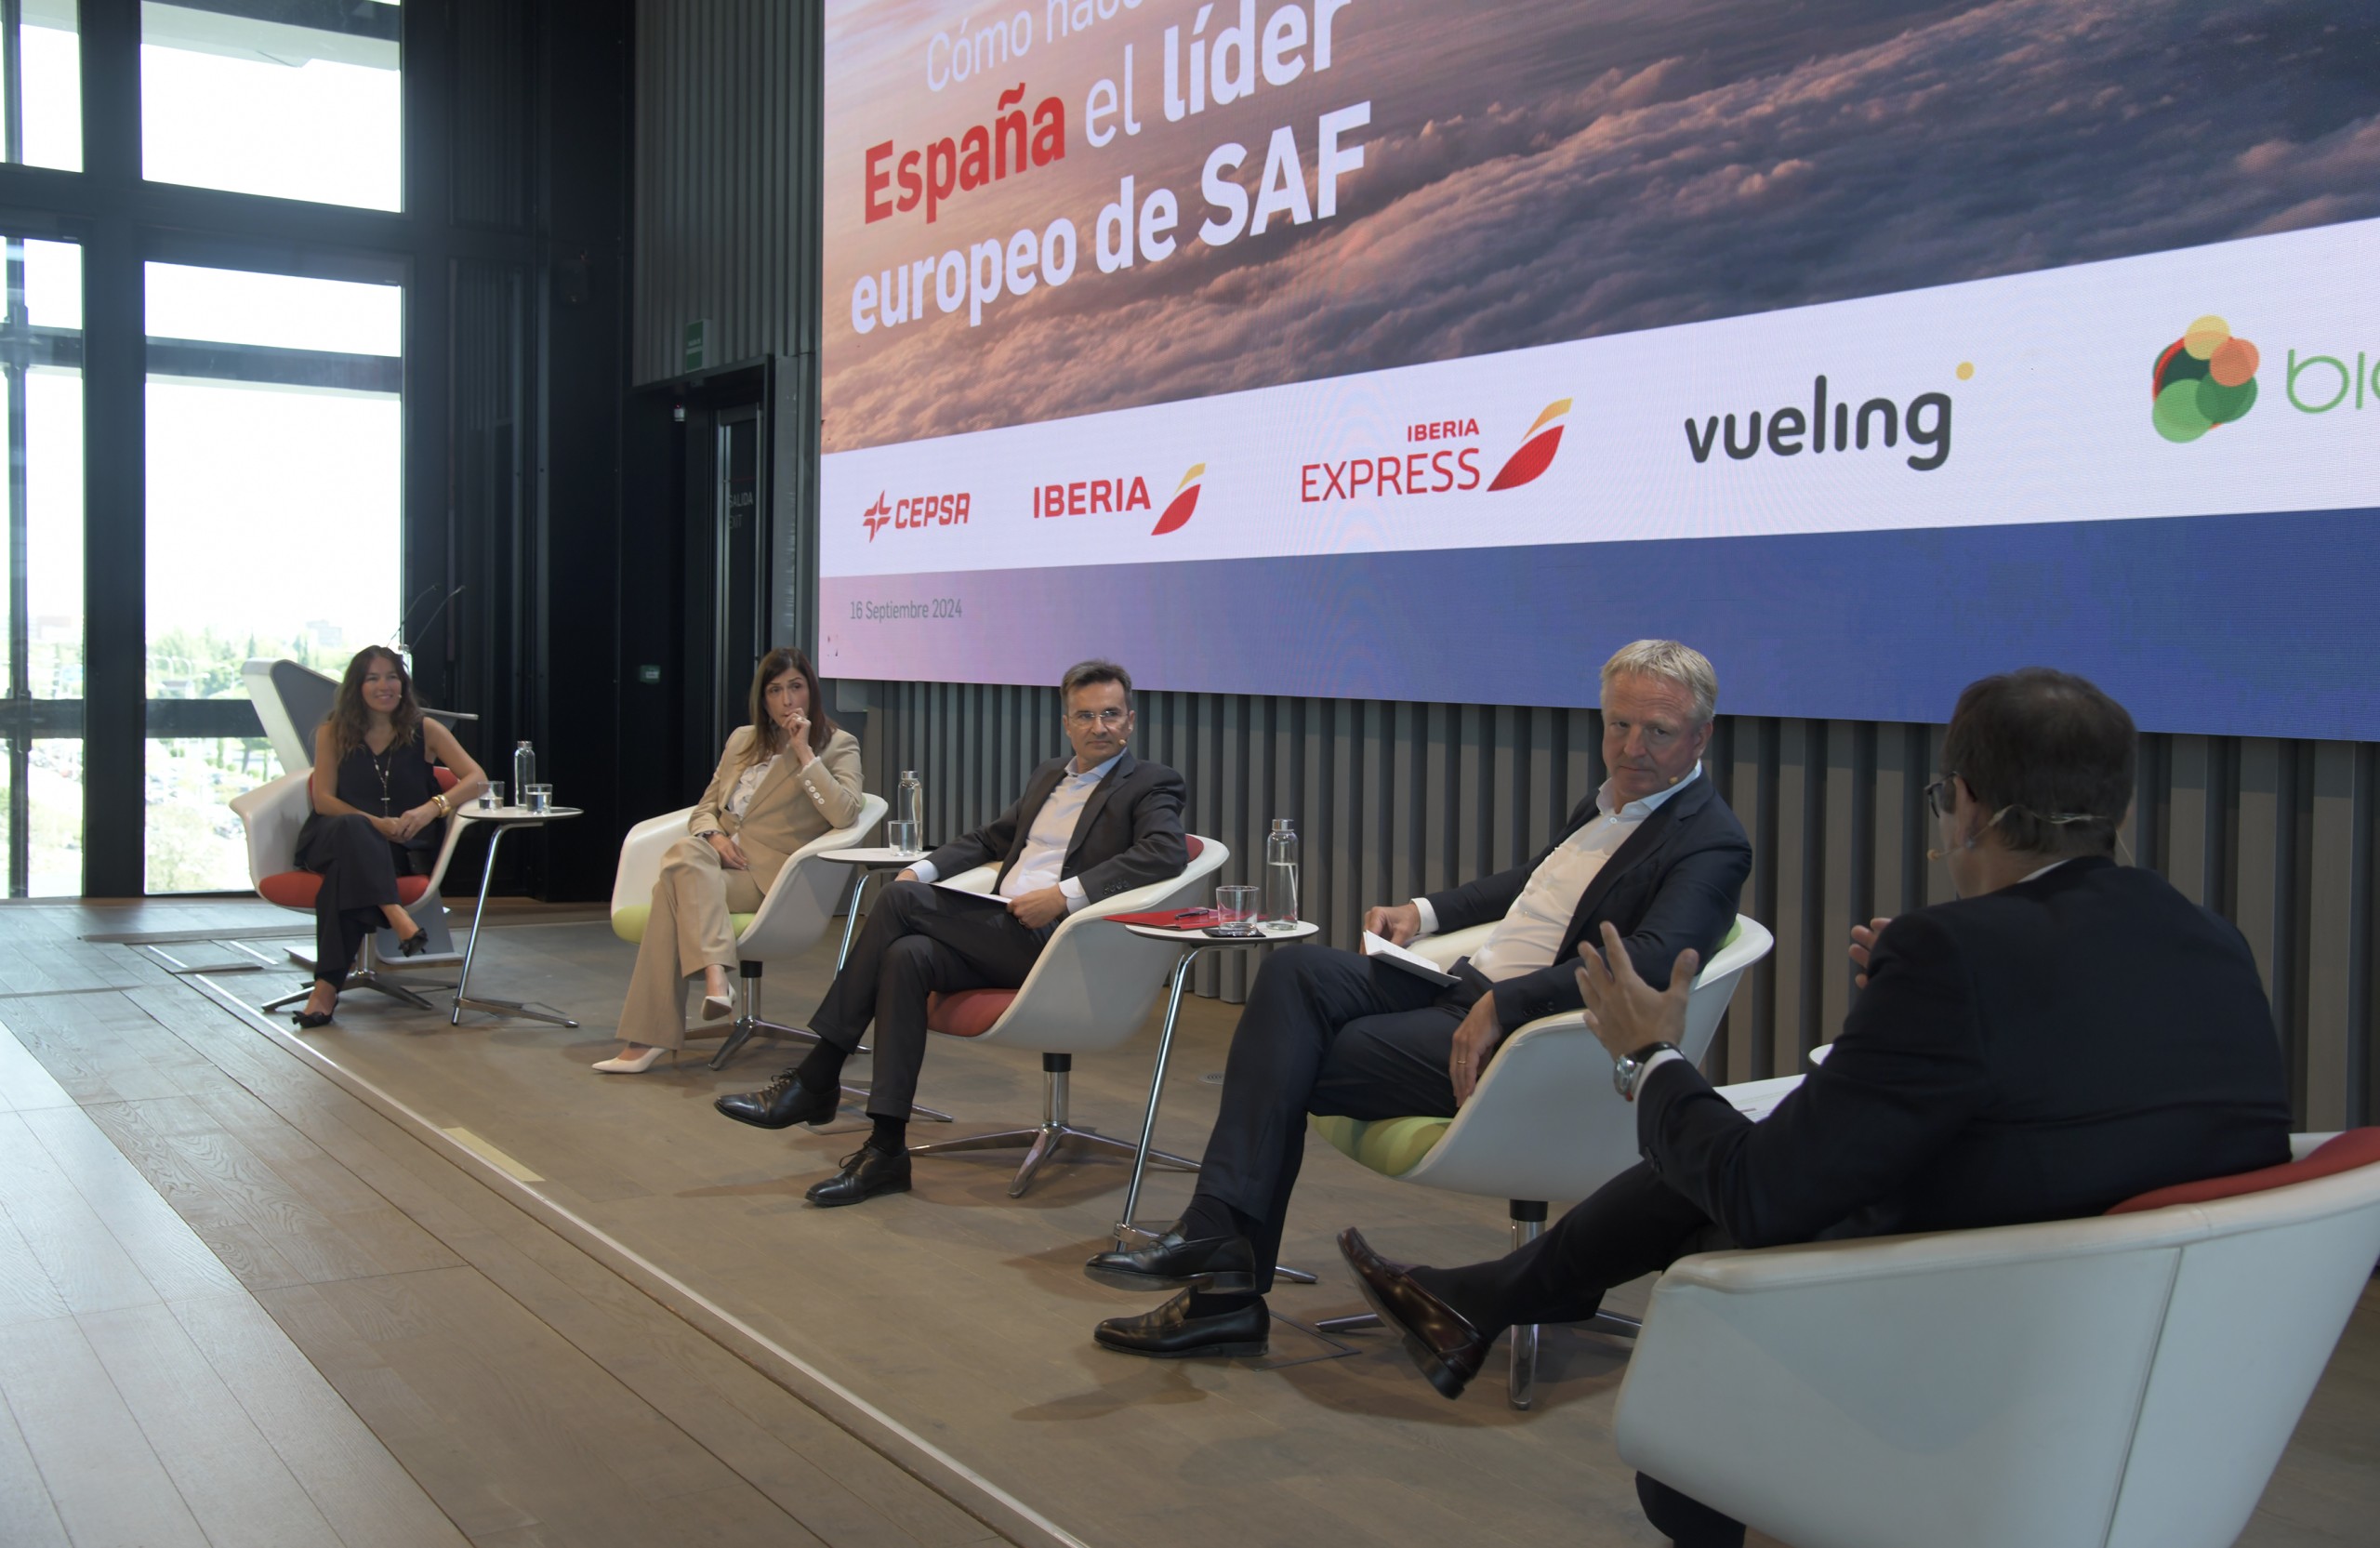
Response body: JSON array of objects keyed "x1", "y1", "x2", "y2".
[
  {"x1": 512, "y1": 741, "x2": 536, "y2": 803},
  {"x1": 897, "y1": 769, "x2": 923, "y2": 838},
  {"x1": 1263, "y1": 817, "x2": 1300, "y2": 931}
]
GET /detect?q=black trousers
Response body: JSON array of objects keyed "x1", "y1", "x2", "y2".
[
  {"x1": 1421, "y1": 1163, "x2": 1744, "y2": 1548},
  {"x1": 295, "y1": 812, "x2": 417, "y2": 986},
  {"x1": 809, "y1": 880, "x2": 1051, "y2": 1119},
  {"x1": 1190, "y1": 945, "x2": 1488, "y2": 1291}
]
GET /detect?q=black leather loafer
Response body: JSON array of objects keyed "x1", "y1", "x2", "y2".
[
  {"x1": 1082, "y1": 1228, "x2": 1257, "y2": 1293},
  {"x1": 714, "y1": 1071, "x2": 839, "y2": 1130},
  {"x1": 1093, "y1": 1290, "x2": 1268, "y2": 1358},
  {"x1": 805, "y1": 1144, "x2": 911, "y2": 1207},
  {"x1": 1338, "y1": 1226, "x2": 1494, "y2": 1400}
]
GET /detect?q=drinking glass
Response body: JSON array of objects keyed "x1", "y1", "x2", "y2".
[
  {"x1": 480, "y1": 781, "x2": 505, "y2": 811},
  {"x1": 1214, "y1": 884, "x2": 1261, "y2": 935},
  {"x1": 524, "y1": 782, "x2": 553, "y2": 814},
  {"x1": 886, "y1": 820, "x2": 919, "y2": 856}
]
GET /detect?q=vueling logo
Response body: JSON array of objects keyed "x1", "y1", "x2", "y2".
[{"x1": 2152, "y1": 315, "x2": 2260, "y2": 443}]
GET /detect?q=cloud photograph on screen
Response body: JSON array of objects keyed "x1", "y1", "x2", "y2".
[{"x1": 821, "y1": 0, "x2": 2380, "y2": 454}]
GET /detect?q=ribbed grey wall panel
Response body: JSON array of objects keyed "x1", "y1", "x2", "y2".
[
  {"x1": 854, "y1": 681, "x2": 2380, "y2": 1130},
  {"x1": 631, "y1": 0, "x2": 820, "y2": 383}
]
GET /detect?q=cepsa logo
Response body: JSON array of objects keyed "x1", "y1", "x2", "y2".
[
  {"x1": 1300, "y1": 400, "x2": 1571, "y2": 503},
  {"x1": 1033, "y1": 464, "x2": 1206, "y2": 536},
  {"x1": 862, "y1": 489, "x2": 972, "y2": 542}
]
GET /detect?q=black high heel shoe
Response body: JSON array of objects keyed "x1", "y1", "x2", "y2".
[
  {"x1": 291, "y1": 1003, "x2": 336, "y2": 1029},
  {"x1": 397, "y1": 927, "x2": 430, "y2": 958}
]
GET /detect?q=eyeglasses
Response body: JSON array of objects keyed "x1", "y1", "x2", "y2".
[
  {"x1": 1066, "y1": 708, "x2": 1130, "y2": 728},
  {"x1": 1924, "y1": 775, "x2": 1959, "y2": 819}
]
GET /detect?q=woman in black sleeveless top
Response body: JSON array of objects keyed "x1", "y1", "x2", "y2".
[{"x1": 293, "y1": 647, "x2": 487, "y2": 1026}]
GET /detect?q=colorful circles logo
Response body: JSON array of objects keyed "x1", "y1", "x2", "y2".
[{"x1": 2152, "y1": 314, "x2": 2260, "y2": 443}]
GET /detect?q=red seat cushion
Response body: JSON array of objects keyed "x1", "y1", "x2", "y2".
[
  {"x1": 259, "y1": 872, "x2": 433, "y2": 910},
  {"x1": 435, "y1": 767, "x2": 458, "y2": 792},
  {"x1": 2106, "y1": 1128, "x2": 2380, "y2": 1215},
  {"x1": 1183, "y1": 835, "x2": 1203, "y2": 860},
  {"x1": 927, "y1": 988, "x2": 1014, "y2": 1038}
]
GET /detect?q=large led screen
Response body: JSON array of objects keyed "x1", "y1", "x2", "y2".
[{"x1": 820, "y1": 1, "x2": 2380, "y2": 738}]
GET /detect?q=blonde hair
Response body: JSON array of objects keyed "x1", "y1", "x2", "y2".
[{"x1": 1601, "y1": 640, "x2": 1718, "y2": 724}]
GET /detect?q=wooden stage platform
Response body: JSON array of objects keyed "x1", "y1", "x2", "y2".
[{"x1": 0, "y1": 895, "x2": 2372, "y2": 1547}]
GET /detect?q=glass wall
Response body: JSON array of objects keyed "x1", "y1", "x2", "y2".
[
  {"x1": 140, "y1": 1, "x2": 401, "y2": 211},
  {"x1": 144, "y1": 261, "x2": 403, "y2": 893},
  {"x1": 3, "y1": 1, "x2": 81, "y2": 172},
  {"x1": 1, "y1": 233, "x2": 84, "y2": 895}
]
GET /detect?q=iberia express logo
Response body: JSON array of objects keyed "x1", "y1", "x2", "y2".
[
  {"x1": 2152, "y1": 314, "x2": 2260, "y2": 443},
  {"x1": 1488, "y1": 399, "x2": 1571, "y2": 490},
  {"x1": 1300, "y1": 399, "x2": 1571, "y2": 503},
  {"x1": 1153, "y1": 464, "x2": 1203, "y2": 536}
]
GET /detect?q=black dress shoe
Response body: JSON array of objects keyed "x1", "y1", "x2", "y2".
[
  {"x1": 805, "y1": 1143, "x2": 911, "y2": 1207},
  {"x1": 714, "y1": 1071, "x2": 839, "y2": 1130},
  {"x1": 1082, "y1": 1228, "x2": 1257, "y2": 1293},
  {"x1": 1093, "y1": 1290, "x2": 1269, "y2": 1358},
  {"x1": 397, "y1": 929, "x2": 430, "y2": 958},
  {"x1": 291, "y1": 1007, "x2": 335, "y2": 1029},
  {"x1": 1635, "y1": 1473, "x2": 1745, "y2": 1548},
  {"x1": 1338, "y1": 1226, "x2": 1495, "y2": 1400}
]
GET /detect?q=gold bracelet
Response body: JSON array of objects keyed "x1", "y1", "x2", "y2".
[{"x1": 432, "y1": 793, "x2": 451, "y2": 816}]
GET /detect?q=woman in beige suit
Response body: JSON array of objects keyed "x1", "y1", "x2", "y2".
[{"x1": 596, "y1": 647, "x2": 865, "y2": 1072}]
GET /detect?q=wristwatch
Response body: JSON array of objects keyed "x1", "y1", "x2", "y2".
[{"x1": 1612, "y1": 1040, "x2": 1681, "y2": 1101}]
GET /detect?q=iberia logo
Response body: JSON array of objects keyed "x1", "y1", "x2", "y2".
[
  {"x1": 1152, "y1": 464, "x2": 1204, "y2": 536},
  {"x1": 862, "y1": 492, "x2": 892, "y2": 540},
  {"x1": 1488, "y1": 398, "x2": 1571, "y2": 490},
  {"x1": 2152, "y1": 315, "x2": 2260, "y2": 443}
]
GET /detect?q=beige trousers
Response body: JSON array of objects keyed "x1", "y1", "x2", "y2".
[{"x1": 616, "y1": 836, "x2": 768, "y2": 1050}]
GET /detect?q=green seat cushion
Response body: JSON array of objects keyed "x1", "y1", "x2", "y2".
[
  {"x1": 1308, "y1": 917, "x2": 1744, "y2": 1178},
  {"x1": 1311, "y1": 1113, "x2": 1454, "y2": 1178},
  {"x1": 612, "y1": 905, "x2": 756, "y2": 944}
]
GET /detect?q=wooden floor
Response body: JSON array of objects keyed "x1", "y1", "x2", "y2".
[{"x1": 0, "y1": 895, "x2": 2373, "y2": 1547}]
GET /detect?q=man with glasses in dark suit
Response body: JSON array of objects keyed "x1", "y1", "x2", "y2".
[{"x1": 715, "y1": 659, "x2": 1187, "y2": 1206}]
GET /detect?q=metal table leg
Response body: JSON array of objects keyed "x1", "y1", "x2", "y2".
[
  {"x1": 833, "y1": 865, "x2": 874, "y2": 972},
  {"x1": 1114, "y1": 946, "x2": 1200, "y2": 1244},
  {"x1": 450, "y1": 822, "x2": 580, "y2": 1028}
]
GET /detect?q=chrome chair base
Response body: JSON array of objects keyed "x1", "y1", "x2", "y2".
[
  {"x1": 266, "y1": 944, "x2": 454, "y2": 1015},
  {"x1": 909, "y1": 1121, "x2": 1200, "y2": 1198},
  {"x1": 910, "y1": 1052, "x2": 1195, "y2": 1197}
]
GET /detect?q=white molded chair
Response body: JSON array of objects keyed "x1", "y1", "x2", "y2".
[
  {"x1": 1311, "y1": 915, "x2": 1775, "y2": 1407},
  {"x1": 907, "y1": 836, "x2": 1230, "y2": 1197},
  {"x1": 231, "y1": 767, "x2": 468, "y2": 1014},
  {"x1": 1612, "y1": 1129, "x2": 2380, "y2": 1548},
  {"x1": 609, "y1": 796, "x2": 929, "y2": 1105}
]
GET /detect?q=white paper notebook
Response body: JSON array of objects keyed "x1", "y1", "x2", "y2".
[{"x1": 1361, "y1": 931, "x2": 1460, "y2": 986}]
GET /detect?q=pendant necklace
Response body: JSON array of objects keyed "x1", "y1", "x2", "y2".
[{"x1": 369, "y1": 744, "x2": 395, "y2": 814}]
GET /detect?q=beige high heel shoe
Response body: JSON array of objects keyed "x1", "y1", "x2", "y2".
[{"x1": 591, "y1": 1044, "x2": 677, "y2": 1074}]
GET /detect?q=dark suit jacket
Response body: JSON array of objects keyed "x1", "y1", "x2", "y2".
[
  {"x1": 1425, "y1": 773, "x2": 1752, "y2": 1032},
  {"x1": 921, "y1": 749, "x2": 1188, "y2": 904},
  {"x1": 1638, "y1": 856, "x2": 2294, "y2": 1249}
]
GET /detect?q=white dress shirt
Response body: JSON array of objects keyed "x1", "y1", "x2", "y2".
[
  {"x1": 726, "y1": 754, "x2": 778, "y2": 819},
  {"x1": 1414, "y1": 764, "x2": 1702, "y2": 981},
  {"x1": 908, "y1": 750, "x2": 1123, "y2": 912}
]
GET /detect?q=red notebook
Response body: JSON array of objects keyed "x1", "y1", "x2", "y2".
[{"x1": 1108, "y1": 907, "x2": 1222, "y2": 928}]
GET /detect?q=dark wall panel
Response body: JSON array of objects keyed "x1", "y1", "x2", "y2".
[{"x1": 858, "y1": 680, "x2": 2378, "y2": 1131}]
